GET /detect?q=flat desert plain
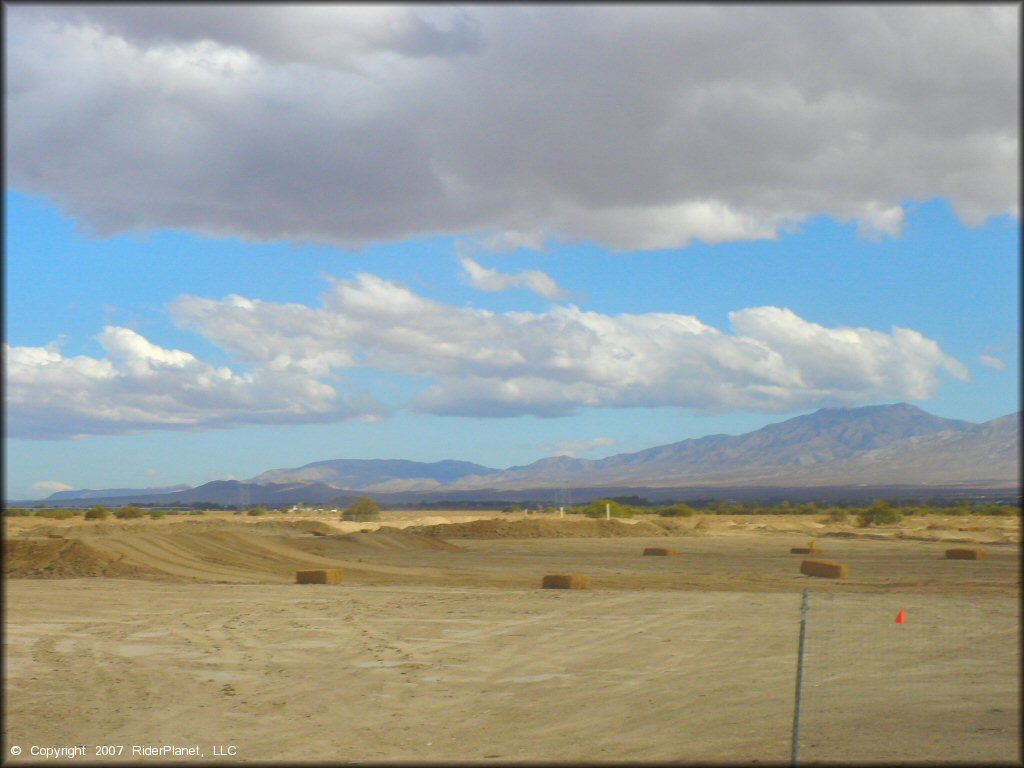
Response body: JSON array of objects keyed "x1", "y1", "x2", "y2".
[{"x1": 4, "y1": 511, "x2": 1020, "y2": 764}]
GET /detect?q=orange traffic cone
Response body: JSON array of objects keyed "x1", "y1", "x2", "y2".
[{"x1": 895, "y1": 609, "x2": 905, "y2": 624}]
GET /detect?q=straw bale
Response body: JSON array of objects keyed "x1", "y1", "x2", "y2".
[
  {"x1": 799, "y1": 559, "x2": 848, "y2": 579},
  {"x1": 643, "y1": 547, "x2": 678, "y2": 556},
  {"x1": 295, "y1": 568, "x2": 343, "y2": 584},
  {"x1": 945, "y1": 547, "x2": 985, "y2": 560},
  {"x1": 542, "y1": 573, "x2": 591, "y2": 589}
]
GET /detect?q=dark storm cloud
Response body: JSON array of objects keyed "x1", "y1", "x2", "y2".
[{"x1": 6, "y1": 5, "x2": 1017, "y2": 249}]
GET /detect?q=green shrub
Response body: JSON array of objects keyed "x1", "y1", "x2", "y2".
[
  {"x1": 658, "y1": 503, "x2": 695, "y2": 517},
  {"x1": 857, "y1": 500, "x2": 902, "y2": 527},
  {"x1": 343, "y1": 497, "x2": 381, "y2": 522},
  {"x1": 3, "y1": 507, "x2": 33, "y2": 517},
  {"x1": 825, "y1": 507, "x2": 849, "y2": 523},
  {"x1": 36, "y1": 508, "x2": 78, "y2": 520},
  {"x1": 576, "y1": 499, "x2": 634, "y2": 518},
  {"x1": 147, "y1": 509, "x2": 167, "y2": 519},
  {"x1": 982, "y1": 504, "x2": 1019, "y2": 517},
  {"x1": 114, "y1": 506, "x2": 145, "y2": 520},
  {"x1": 502, "y1": 504, "x2": 524, "y2": 514},
  {"x1": 85, "y1": 506, "x2": 112, "y2": 520},
  {"x1": 705, "y1": 501, "x2": 746, "y2": 515},
  {"x1": 246, "y1": 507, "x2": 267, "y2": 517}
]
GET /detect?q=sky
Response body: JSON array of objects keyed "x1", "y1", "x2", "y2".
[{"x1": 3, "y1": 4, "x2": 1020, "y2": 500}]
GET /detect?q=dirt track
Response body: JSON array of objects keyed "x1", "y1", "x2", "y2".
[
  {"x1": 3, "y1": 513, "x2": 1020, "y2": 763},
  {"x1": 5, "y1": 512, "x2": 1018, "y2": 591}
]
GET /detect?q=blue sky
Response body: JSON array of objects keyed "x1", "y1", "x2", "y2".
[{"x1": 4, "y1": 5, "x2": 1019, "y2": 499}]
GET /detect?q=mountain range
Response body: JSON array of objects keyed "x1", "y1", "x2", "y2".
[{"x1": 25, "y1": 403, "x2": 1020, "y2": 506}]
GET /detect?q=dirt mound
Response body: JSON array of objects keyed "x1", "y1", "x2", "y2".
[
  {"x1": 5, "y1": 524, "x2": 465, "y2": 583},
  {"x1": 644, "y1": 517, "x2": 708, "y2": 535},
  {"x1": 337, "y1": 529, "x2": 464, "y2": 551},
  {"x1": 4, "y1": 539, "x2": 159, "y2": 579},
  {"x1": 247, "y1": 519, "x2": 340, "y2": 536},
  {"x1": 6, "y1": 530, "x2": 346, "y2": 582},
  {"x1": 291, "y1": 528, "x2": 464, "y2": 555},
  {"x1": 406, "y1": 517, "x2": 675, "y2": 539}
]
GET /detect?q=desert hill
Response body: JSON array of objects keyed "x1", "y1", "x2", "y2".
[{"x1": 27, "y1": 403, "x2": 1019, "y2": 506}]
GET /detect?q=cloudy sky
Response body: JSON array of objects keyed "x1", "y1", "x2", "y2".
[{"x1": 4, "y1": 4, "x2": 1019, "y2": 499}]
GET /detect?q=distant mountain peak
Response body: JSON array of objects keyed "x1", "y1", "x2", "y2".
[
  {"x1": 20, "y1": 404, "x2": 1017, "y2": 506},
  {"x1": 811, "y1": 401, "x2": 922, "y2": 416},
  {"x1": 449, "y1": 402, "x2": 995, "y2": 489},
  {"x1": 249, "y1": 457, "x2": 498, "y2": 490}
]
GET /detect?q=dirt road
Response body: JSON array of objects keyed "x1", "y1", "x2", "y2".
[{"x1": 4, "y1": 513, "x2": 1019, "y2": 763}]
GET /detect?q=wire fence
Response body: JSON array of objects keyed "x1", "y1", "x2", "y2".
[{"x1": 792, "y1": 590, "x2": 1020, "y2": 764}]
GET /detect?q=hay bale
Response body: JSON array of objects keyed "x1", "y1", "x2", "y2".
[
  {"x1": 643, "y1": 547, "x2": 678, "y2": 556},
  {"x1": 295, "y1": 568, "x2": 343, "y2": 584},
  {"x1": 945, "y1": 547, "x2": 985, "y2": 560},
  {"x1": 790, "y1": 547, "x2": 823, "y2": 555},
  {"x1": 542, "y1": 573, "x2": 591, "y2": 589},
  {"x1": 800, "y1": 560, "x2": 848, "y2": 579}
]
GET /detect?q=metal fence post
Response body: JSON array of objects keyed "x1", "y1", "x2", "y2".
[{"x1": 791, "y1": 588, "x2": 809, "y2": 766}]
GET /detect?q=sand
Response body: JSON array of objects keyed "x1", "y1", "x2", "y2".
[{"x1": 3, "y1": 512, "x2": 1020, "y2": 763}]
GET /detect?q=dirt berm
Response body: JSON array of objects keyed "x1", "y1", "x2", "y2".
[
  {"x1": 4, "y1": 527, "x2": 462, "y2": 583},
  {"x1": 403, "y1": 516, "x2": 691, "y2": 539}
]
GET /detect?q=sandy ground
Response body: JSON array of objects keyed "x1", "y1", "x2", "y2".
[{"x1": 3, "y1": 512, "x2": 1020, "y2": 764}]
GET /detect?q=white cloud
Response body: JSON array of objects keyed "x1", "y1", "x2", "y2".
[
  {"x1": 854, "y1": 203, "x2": 906, "y2": 240},
  {"x1": 459, "y1": 256, "x2": 565, "y2": 299},
  {"x1": 31, "y1": 480, "x2": 74, "y2": 493},
  {"x1": 555, "y1": 200, "x2": 782, "y2": 251},
  {"x1": 727, "y1": 307, "x2": 971, "y2": 403},
  {"x1": 481, "y1": 230, "x2": 547, "y2": 253},
  {"x1": 979, "y1": 354, "x2": 1006, "y2": 371},
  {"x1": 4, "y1": 327, "x2": 388, "y2": 439},
  {"x1": 6, "y1": 273, "x2": 970, "y2": 438},
  {"x1": 172, "y1": 274, "x2": 969, "y2": 419},
  {"x1": 6, "y1": 6, "x2": 1017, "y2": 251},
  {"x1": 550, "y1": 437, "x2": 616, "y2": 458}
]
